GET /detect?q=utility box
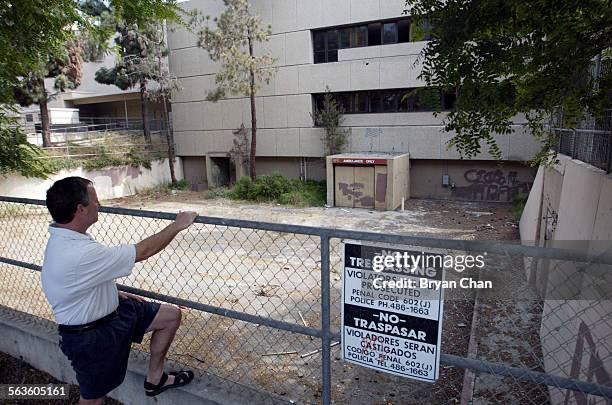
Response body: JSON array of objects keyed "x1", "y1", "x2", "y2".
[{"x1": 326, "y1": 153, "x2": 410, "y2": 210}]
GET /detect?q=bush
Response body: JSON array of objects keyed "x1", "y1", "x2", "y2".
[
  {"x1": 512, "y1": 196, "x2": 528, "y2": 221},
  {"x1": 227, "y1": 176, "x2": 256, "y2": 200},
  {"x1": 167, "y1": 179, "x2": 190, "y2": 190},
  {"x1": 227, "y1": 174, "x2": 326, "y2": 207},
  {"x1": 251, "y1": 173, "x2": 293, "y2": 201}
]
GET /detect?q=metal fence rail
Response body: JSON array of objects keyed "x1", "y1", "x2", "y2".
[
  {"x1": 552, "y1": 111, "x2": 612, "y2": 173},
  {"x1": 0, "y1": 196, "x2": 610, "y2": 404}
]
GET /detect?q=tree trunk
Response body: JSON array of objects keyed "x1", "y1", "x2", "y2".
[
  {"x1": 139, "y1": 78, "x2": 152, "y2": 146},
  {"x1": 39, "y1": 81, "x2": 51, "y2": 148},
  {"x1": 162, "y1": 97, "x2": 177, "y2": 184},
  {"x1": 248, "y1": 34, "x2": 257, "y2": 181}
]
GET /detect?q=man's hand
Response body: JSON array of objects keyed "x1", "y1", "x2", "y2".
[
  {"x1": 173, "y1": 211, "x2": 198, "y2": 231},
  {"x1": 135, "y1": 210, "x2": 199, "y2": 262},
  {"x1": 118, "y1": 291, "x2": 145, "y2": 302}
]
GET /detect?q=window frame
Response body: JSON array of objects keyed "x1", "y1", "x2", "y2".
[
  {"x1": 312, "y1": 17, "x2": 411, "y2": 64},
  {"x1": 312, "y1": 88, "x2": 455, "y2": 118}
]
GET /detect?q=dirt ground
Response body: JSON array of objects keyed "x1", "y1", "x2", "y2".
[{"x1": 0, "y1": 191, "x2": 546, "y2": 404}]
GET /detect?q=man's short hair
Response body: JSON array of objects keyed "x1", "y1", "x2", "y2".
[{"x1": 46, "y1": 177, "x2": 93, "y2": 224}]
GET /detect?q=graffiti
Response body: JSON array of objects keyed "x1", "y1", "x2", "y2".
[
  {"x1": 543, "y1": 199, "x2": 559, "y2": 240},
  {"x1": 563, "y1": 321, "x2": 611, "y2": 405},
  {"x1": 452, "y1": 169, "x2": 533, "y2": 202},
  {"x1": 338, "y1": 182, "x2": 375, "y2": 207}
]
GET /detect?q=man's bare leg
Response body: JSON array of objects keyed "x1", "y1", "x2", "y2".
[{"x1": 145, "y1": 305, "x2": 182, "y2": 386}]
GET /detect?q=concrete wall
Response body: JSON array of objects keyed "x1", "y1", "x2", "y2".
[
  {"x1": 0, "y1": 309, "x2": 277, "y2": 405},
  {"x1": 388, "y1": 153, "x2": 410, "y2": 209},
  {"x1": 168, "y1": 0, "x2": 542, "y2": 188},
  {"x1": 519, "y1": 156, "x2": 612, "y2": 404},
  {"x1": 410, "y1": 160, "x2": 536, "y2": 202},
  {"x1": 0, "y1": 158, "x2": 183, "y2": 201}
]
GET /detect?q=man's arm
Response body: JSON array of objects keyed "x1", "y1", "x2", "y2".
[{"x1": 135, "y1": 211, "x2": 198, "y2": 262}]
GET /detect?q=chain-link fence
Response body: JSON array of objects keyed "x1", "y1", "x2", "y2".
[{"x1": 0, "y1": 197, "x2": 611, "y2": 404}]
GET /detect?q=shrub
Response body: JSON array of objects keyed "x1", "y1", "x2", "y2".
[
  {"x1": 251, "y1": 173, "x2": 293, "y2": 201},
  {"x1": 511, "y1": 196, "x2": 528, "y2": 221},
  {"x1": 227, "y1": 176, "x2": 255, "y2": 200},
  {"x1": 167, "y1": 179, "x2": 190, "y2": 190},
  {"x1": 227, "y1": 174, "x2": 326, "y2": 207}
]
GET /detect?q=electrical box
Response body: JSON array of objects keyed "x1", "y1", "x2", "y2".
[{"x1": 442, "y1": 175, "x2": 450, "y2": 187}]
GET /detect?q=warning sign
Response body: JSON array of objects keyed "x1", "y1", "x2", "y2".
[{"x1": 341, "y1": 241, "x2": 445, "y2": 382}]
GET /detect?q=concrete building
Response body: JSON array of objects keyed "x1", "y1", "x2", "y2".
[
  {"x1": 168, "y1": 0, "x2": 541, "y2": 201},
  {"x1": 18, "y1": 44, "x2": 168, "y2": 134}
]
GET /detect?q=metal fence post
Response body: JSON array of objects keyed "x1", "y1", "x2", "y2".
[
  {"x1": 607, "y1": 131, "x2": 612, "y2": 174},
  {"x1": 320, "y1": 234, "x2": 332, "y2": 405}
]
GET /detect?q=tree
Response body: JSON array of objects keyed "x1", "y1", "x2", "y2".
[
  {"x1": 311, "y1": 88, "x2": 349, "y2": 155},
  {"x1": 0, "y1": 0, "x2": 184, "y2": 177},
  {"x1": 138, "y1": 22, "x2": 182, "y2": 183},
  {"x1": 403, "y1": 0, "x2": 612, "y2": 163},
  {"x1": 95, "y1": 22, "x2": 158, "y2": 145},
  {"x1": 0, "y1": 109, "x2": 53, "y2": 178},
  {"x1": 13, "y1": 41, "x2": 84, "y2": 148},
  {"x1": 194, "y1": 0, "x2": 278, "y2": 180}
]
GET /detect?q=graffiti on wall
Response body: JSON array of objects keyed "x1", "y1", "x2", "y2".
[
  {"x1": 563, "y1": 321, "x2": 611, "y2": 405},
  {"x1": 452, "y1": 169, "x2": 533, "y2": 202},
  {"x1": 543, "y1": 198, "x2": 559, "y2": 240},
  {"x1": 338, "y1": 182, "x2": 375, "y2": 207}
]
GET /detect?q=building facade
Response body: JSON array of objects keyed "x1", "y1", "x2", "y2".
[{"x1": 168, "y1": 0, "x2": 541, "y2": 202}]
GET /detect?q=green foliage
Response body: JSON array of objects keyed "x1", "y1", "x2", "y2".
[
  {"x1": 202, "y1": 187, "x2": 229, "y2": 199},
  {"x1": 194, "y1": 0, "x2": 277, "y2": 100},
  {"x1": 0, "y1": 1, "x2": 83, "y2": 104},
  {"x1": 227, "y1": 176, "x2": 256, "y2": 200},
  {"x1": 511, "y1": 196, "x2": 528, "y2": 221},
  {"x1": 408, "y1": 18, "x2": 430, "y2": 42},
  {"x1": 43, "y1": 157, "x2": 82, "y2": 173},
  {"x1": 312, "y1": 87, "x2": 349, "y2": 155},
  {"x1": 0, "y1": 0, "x2": 184, "y2": 173},
  {"x1": 193, "y1": 0, "x2": 279, "y2": 179},
  {"x1": 227, "y1": 174, "x2": 326, "y2": 207},
  {"x1": 403, "y1": 87, "x2": 443, "y2": 112},
  {"x1": 404, "y1": 0, "x2": 612, "y2": 163},
  {"x1": 0, "y1": 110, "x2": 52, "y2": 178},
  {"x1": 167, "y1": 179, "x2": 189, "y2": 190}
]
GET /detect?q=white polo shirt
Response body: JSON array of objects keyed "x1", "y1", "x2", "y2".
[{"x1": 41, "y1": 225, "x2": 136, "y2": 325}]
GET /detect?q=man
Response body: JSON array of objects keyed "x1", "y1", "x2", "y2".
[{"x1": 42, "y1": 176, "x2": 197, "y2": 404}]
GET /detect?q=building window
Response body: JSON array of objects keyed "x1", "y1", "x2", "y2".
[
  {"x1": 25, "y1": 114, "x2": 34, "y2": 123},
  {"x1": 382, "y1": 22, "x2": 398, "y2": 44},
  {"x1": 313, "y1": 18, "x2": 414, "y2": 63},
  {"x1": 353, "y1": 25, "x2": 368, "y2": 47},
  {"x1": 313, "y1": 29, "x2": 339, "y2": 63},
  {"x1": 312, "y1": 88, "x2": 456, "y2": 117},
  {"x1": 368, "y1": 23, "x2": 382, "y2": 46},
  {"x1": 339, "y1": 28, "x2": 352, "y2": 48}
]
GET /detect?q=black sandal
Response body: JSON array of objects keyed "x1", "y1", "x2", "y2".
[{"x1": 144, "y1": 370, "x2": 195, "y2": 397}]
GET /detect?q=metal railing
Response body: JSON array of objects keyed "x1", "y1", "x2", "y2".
[
  {"x1": 34, "y1": 119, "x2": 170, "y2": 134},
  {"x1": 0, "y1": 197, "x2": 610, "y2": 404},
  {"x1": 552, "y1": 111, "x2": 612, "y2": 173}
]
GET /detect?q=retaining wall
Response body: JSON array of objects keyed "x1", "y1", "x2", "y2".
[{"x1": 0, "y1": 158, "x2": 183, "y2": 200}]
